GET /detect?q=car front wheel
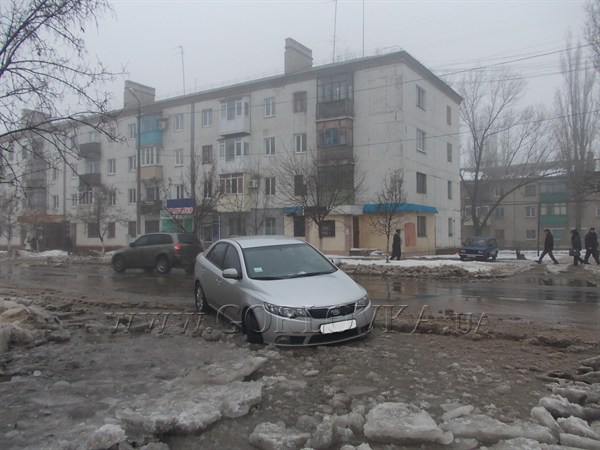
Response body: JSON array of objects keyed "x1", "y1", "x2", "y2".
[
  {"x1": 155, "y1": 256, "x2": 171, "y2": 274},
  {"x1": 243, "y1": 308, "x2": 264, "y2": 344},
  {"x1": 194, "y1": 282, "x2": 210, "y2": 313},
  {"x1": 112, "y1": 256, "x2": 126, "y2": 273}
]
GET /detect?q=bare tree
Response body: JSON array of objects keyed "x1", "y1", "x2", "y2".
[
  {"x1": 0, "y1": 187, "x2": 21, "y2": 255},
  {"x1": 456, "y1": 67, "x2": 557, "y2": 235},
  {"x1": 585, "y1": 0, "x2": 600, "y2": 73},
  {"x1": 271, "y1": 147, "x2": 364, "y2": 249},
  {"x1": 70, "y1": 185, "x2": 128, "y2": 254},
  {"x1": 367, "y1": 169, "x2": 407, "y2": 257},
  {"x1": 554, "y1": 38, "x2": 599, "y2": 229},
  {"x1": 0, "y1": 0, "x2": 122, "y2": 192}
]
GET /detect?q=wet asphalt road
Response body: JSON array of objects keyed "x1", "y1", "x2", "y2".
[{"x1": 0, "y1": 263, "x2": 598, "y2": 331}]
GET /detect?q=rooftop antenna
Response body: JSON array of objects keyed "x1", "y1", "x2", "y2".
[
  {"x1": 175, "y1": 45, "x2": 185, "y2": 94},
  {"x1": 333, "y1": 0, "x2": 338, "y2": 63}
]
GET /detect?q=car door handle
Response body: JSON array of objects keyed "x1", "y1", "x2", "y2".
[{"x1": 215, "y1": 278, "x2": 222, "y2": 285}]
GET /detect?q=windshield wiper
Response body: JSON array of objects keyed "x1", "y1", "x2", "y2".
[
  {"x1": 252, "y1": 276, "x2": 285, "y2": 280},
  {"x1": 287, "y1": 270, "x2": 333, "y2": 279}
]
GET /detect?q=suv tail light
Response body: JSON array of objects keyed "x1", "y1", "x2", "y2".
[{"x1": 173, "y1": 243, "x2": 182, "y2": 254}]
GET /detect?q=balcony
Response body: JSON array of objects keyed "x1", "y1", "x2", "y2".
[
  {"x1": 140, "y1": 130, "x2": 163, "y2": 147},
  {"x1": 79, "y1": 173, "x2": 101, "y2": 188},
  {"x1": 219, "y1": 115, "x2": 251, "y2": 137},
  {"x1": 317, "y1": 145, "x2": 354, "y2": 164},
  {"x1": 141, "y1": 164, "x2": 163, "y2": 182},
  {"x1": 78, "y1": 142, "x2": 101, "y2": 159},
  {"x1": 317, "y1": 99, "x2": 354, "y2": 119},
  {"x1": 140, "y1": 200, "x2": 163, "y2": 215}
]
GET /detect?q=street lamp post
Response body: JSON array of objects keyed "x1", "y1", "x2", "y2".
[{"x1": 128, "y1": 88, "x2": 142, "y2": 236}]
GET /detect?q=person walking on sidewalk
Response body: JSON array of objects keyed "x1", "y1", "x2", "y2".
[
  {"x1": 570, "y1": 229, "x2": 585, "y2": 266},
  {"x1": 391, "y1": 229, "x2": 402, "y2": 260},
  {"x1": 583, "y1": 227, "x2": 600, "y2": 265},
  {"x1": 537, "y1": 228, "x2": 559, "y2": 264}
]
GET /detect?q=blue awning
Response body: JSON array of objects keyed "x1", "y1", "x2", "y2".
[
  {"x1": 283, "y1": 206, "x2": 303, "y2": 215},
  {"x1": 362, "y1": 203, "x2": 438, "y2": 214}
]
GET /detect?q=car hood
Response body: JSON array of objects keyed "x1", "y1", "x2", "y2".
[{"x1": 246, "y1": 270, "x2": 366, "y2": 307}]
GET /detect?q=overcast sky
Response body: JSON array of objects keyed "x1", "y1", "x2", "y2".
[{"x1": 86, "y1": 0, "x2": 588, "y2": 109}]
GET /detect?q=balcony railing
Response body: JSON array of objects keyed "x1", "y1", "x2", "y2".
[
  {"x1": 317, "y1": 145, "x2": 354, "y2": 163},
  {"x1": 141, "y1": 165, "x2": 163, "y2": 181},
  {"x1": 78, "y1": 142, "x2": 101, "y2": 159},
  {"x1": 219, "y1": 115, "x2": 251, "y2": 137},
  {"x1": 79, "y1": 173, "x2": 101, "y2": 188},
  {"x1": 140, "y1": 200, "x2": 162, "y2": 215},
  {"x1": 316, "y1": 99, "x2": 354, "y2": 119}
]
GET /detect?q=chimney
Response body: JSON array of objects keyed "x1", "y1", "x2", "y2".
[
  {"x1": 284, "y1": 38, "x2": 313, "y2": 74},
  {"x1": 123, "y1": 80, "x2": 156, "y2": 110}
]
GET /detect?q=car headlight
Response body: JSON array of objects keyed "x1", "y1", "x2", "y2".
[
  {"x1": 263, "y1": 302, "x2": 308, "y2": 318},
  {"x1": 356, "y1": 295, "x2": 369, "y2": 309}
]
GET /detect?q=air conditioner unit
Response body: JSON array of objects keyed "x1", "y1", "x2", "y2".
[
  {"x1": 248, "y1": 179, "x2": 259, "y2": 189},
  {"x1": 158, "y1": 119, "x2": 169, "y2": 130}
]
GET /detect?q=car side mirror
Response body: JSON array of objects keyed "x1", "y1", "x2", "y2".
[
  {"x1": 330, "y1": 257, "x2": 342, "y2": 266},
  {"x1": 222, "y1": 268, "x2": 241, "y2": 280}
]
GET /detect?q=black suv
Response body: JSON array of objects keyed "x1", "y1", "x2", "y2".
[{"x1": 112, "y1": 233, "x2": 203, "y2": 274}]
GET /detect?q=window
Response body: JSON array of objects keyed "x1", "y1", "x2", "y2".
[
  {"x1": 321, "y1": 127, "x2": 348, "y2": 147},
  {"x1": 128, "y1": 188, "x2": 137, "y2": 204},
  {"x1": 202, "y1": 145, "x2": 213, "y2": 164},
  {"x1": 265, "y1": 217, "x2": 276, "y2": 235},
  {"x1": 540, "y1": 181, "x2": 567, "y2": 194},
  {"x1": 447, "y1": 181, "x2": 452, "y2": 200},
  {"x1": 86, "y1": 160, "x2": 100, "y2": 174},
  {"x1": 52, "y1": 167, "x2": 59, "y2": 180},
  {"x1": 220, "y1": 173, "x2": 244, "y2": 194},
  {"x1": 416, "y1": 86, "x2": 426, "y2": 109},
  {"x1": 175, "y1": 184, "x2": 185, "y2": 199},
  {"x1": 79, "y1": 190, "x2": 93, "y2": 205},
  {"x1": 264, "y1": 97, "x2": 276, "y2": 117},
  {"x1": 87, "y1": 222, "x2": 100, "y2": 238},
  {"x1": 107, "y1": 190, "x2": 116, "y2": 206},
  {"x1": 526, "y1": 229, "x2": 536, "y2": 240},
  {"x1": 525, "y1": 206, "x2": 537, "y2": 218},
  {"x1": 71, "y1": 194, "x2": 78, "y2": 207},
  {"x1": 202, "y1": 109, "x2": 213, "y2": 127},
  {"x1": 146, "y1": 220, "x2": 160, "y2": 233},
  {"x1": 293, "y1": 216, "x2": 305, "y2": 237},
  {"x1": 294, "y1": 133, "x2": 307, "y2": 153},
  {"x1": 264, "y1": 137, "x2": 276, "y2": 155},
  {"x1": 416, "y1": 129, "x2": 426, "y2": 152},
  {"x1": 107, "y1": 158, "x2": 116, "y2": 175},
  {"x1": 174, "y1": 113, "x2": 184, "y2": 132},
  {"x1": 203, "y1": 181, "x2": 212, "y2": 199},
  {"x1": 493, "y1": 186, "x2": 504, "y2": 197},
  {"x1": 52, "y1": 195, "x2": 59, "y2": 209},
  {"x1": 220, "y1": 98, "x2": 248, "y2": 121},
  {"x1": 71, "y1": 165, "x2": 78, "y2": 178},
  {"x1": 495, "y1": 207, "x2": 505, "y2": 219},
  {"x1": 416, "y1": 172, "x2": 427, "y2": 194},
  {"x1": 107, "y1": 222, "x2": 116, "y2": 238},
  {"x1": 317, "y1": 75, "x2": 353, "y2": 102},
  {"x1": 128, "y1": 123, "x2": 137, "y2": 139},
  {"x1": 597, "y1": 204, "x2": 600, "y2": 217},
  {"x1": 417, "y1": 216, "x2": 427, "y2": 237},
  {"x1": 173, "y1": 148, "x2": 183, "y2": 167},
  {"x1": 219, "y1": 139, "x2": 248, "y2": 160},
  {"x1": 265, "y1": 177, "x2": 275, "y2": 196},
  {"x1": 446, "y1": 105, "x2": 452, "y2": 125},
  {"x1": 294, "y1": 91, "x2": 307, "y2": 112},
  {"x1": 524, "y1": 184, "x2": 536, "y2": 196},
  {"x1": 447, "y1": 143, "x2": 453, "y2": 162},
  {"x1": 146, "y1": 187, "x2": 160, "y2": 201},
  {"x1": 541, "y1": 202, "x2": 567, "y2": 216},
  {"x1": 294, "y1": 175, "x2": 306, "y2": 196},
  {"x1": 228, "y1": 218, "x2": 243, "y2": 235},
  {"x1": 128, "y1": 155, "x2": 137, "y2": 172},
  {"x1": 321, "y1": 220, "x2": 336, "y2": 237},
  {"x1": 448, "y1": 218, "x2": 454, "y2": 237},
  {"x1": 141, "y1": 146, "x2": 160, "y2": 166},
  {"x1": 128, "y1": 221, "x2": 137, "y2": 238}
]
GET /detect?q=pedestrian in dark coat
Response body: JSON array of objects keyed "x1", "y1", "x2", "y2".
[
  {"x1": 537, "y1": 228, "x2": 558, "y2": 264},
  {"x1": 570, "y1": 229, "x2": 585, "y2": 266},
  {"x1": 391, "y1": 229, "x2": 401, "y2": 260},
  {"x1": 583, "y1": 227, "x2": 600, "y2": 265}
]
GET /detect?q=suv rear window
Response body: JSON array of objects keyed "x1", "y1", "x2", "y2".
[{"x1": 178, "y1": 234, "x2": 200, "y2": 245}]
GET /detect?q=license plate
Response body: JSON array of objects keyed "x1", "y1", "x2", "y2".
[{"x1": 320, "y1": 319, "x2": 357, "y2": 334}]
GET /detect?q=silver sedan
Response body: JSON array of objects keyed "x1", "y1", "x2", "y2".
[{"x1": 194, "y1": 235, "x2": 374, "y2": 347}]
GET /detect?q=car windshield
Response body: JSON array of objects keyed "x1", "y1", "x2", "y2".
[
  {"x1": 464, "y1": 238, "x2": 490, "y2": 247},
  {"x1": 243, "y1": 243, "x2": 337, "y2": 280}
]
